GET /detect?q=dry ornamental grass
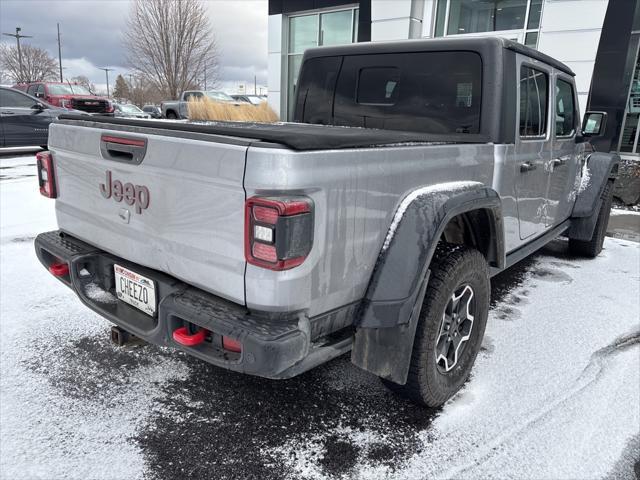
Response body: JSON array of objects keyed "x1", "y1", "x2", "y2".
[{"x1": 187, "y1": 98, "x2": 279, "y2": 123}]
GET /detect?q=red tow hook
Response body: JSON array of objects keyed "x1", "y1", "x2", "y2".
[
  {"x1": 49, "y1": 262, "x2": 69, "y2": 277},
  {"x1": 173, "y1": 327, "x2": 207, "y2": 346}
]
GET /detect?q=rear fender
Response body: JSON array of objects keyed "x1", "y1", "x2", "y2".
[{"x1": 351, "y1": 182, "x2": 503, "y2": 383}]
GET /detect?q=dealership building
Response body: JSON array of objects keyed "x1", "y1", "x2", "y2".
[{"x1": 267, "y1": 0, "x2": 640, "y2": 161}]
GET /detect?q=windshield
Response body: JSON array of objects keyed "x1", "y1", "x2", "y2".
[
  {"x1": 47, "y1": 84, "x2": 93, "y2": 95},
  {"x1": 205, "y1": 91, "x2": 234, "y2": 102},
  {"x1": 120, "y1": 104, "x2": 143, "y2": 113}
]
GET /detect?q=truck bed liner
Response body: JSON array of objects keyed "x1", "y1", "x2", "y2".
[{"x1": 57, "y1": 114, "x2": 489, "y2": 151}]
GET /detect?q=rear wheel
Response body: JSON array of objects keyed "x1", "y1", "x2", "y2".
[
  {"x1": 569, "y1": 180, "x2": 614, "y2": 258},
  {"x1": 383, "y1": 244, "x2": 490, "y2": 407},
  {"x1": 166, "y1": 111, "x2": 177, "y2": 119}
]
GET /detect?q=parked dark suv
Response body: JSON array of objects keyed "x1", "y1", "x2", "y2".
[
  {"x1": 0, "y1": 86, "x2": 81, "y2": 148},
  {"x1": 14, "y1": 82, "x2": 114, "y2": 115}
]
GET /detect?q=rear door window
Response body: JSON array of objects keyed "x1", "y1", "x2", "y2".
[
  {"x1": 332, "y1": 51, "x2": 482, "y2": 134},
  {"x1": 519, "y1": 66, "x2": 548, "y2": 137}
]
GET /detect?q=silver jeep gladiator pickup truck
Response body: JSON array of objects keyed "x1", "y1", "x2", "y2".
[{"x1": 34, "y1": 38, "x2": 618, "y2": 407}]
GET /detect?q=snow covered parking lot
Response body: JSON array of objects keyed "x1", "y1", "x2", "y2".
[{"x1": 1, "y1": 153, "x2": 639, "y2": 480}]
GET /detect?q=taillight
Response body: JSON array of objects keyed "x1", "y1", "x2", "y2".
[
  {"x1": 245, "y1": 196, "x2": 314, "y2": 270},
  {"x1": 105, "y1": 101, "x2": 115, "y2": 113},
  {"x1": 36, "y1": 151, "x2": 57, "y2": 198}
]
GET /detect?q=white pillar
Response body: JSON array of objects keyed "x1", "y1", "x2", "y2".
[
  {"x1": 267, "y1": 14, "x2": 284, "y2": 119},
  {"x1": 371, "y1": 0, "x2": 426, "y2": 41}
]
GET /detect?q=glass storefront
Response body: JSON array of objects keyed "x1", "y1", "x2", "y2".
[
  {"x1": 286, "y1": 7, "x2": 359, "y2": 119},
  {"x1": 618, "y1": 37, "x2": 640, "y2": 154},
  {"x1": 434, "y1": 0, "x2": 542, "y2": 48}
]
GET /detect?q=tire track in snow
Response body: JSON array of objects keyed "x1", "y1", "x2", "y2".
[{"x1": 438, "y1": 330, "x2": 640, "y2": 479}]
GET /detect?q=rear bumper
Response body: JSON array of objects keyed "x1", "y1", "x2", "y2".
[{"x1": 34, "y1": 230, "x2": 352, "y2": 379}]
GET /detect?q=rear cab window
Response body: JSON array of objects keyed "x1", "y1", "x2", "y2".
[{"x1": 296, "y1": 51, "x2": 483, "y2": 135}]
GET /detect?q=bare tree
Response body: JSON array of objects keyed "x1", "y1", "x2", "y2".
[
  {"x1": 70, "y1": 75, "x2": 96, "y2": 93},
  {"x1": 123, "y1": 0, "x2": 220, "y2": 99},
  {"x1": 0, "y1": 43, "x2": 58, "y2": 83}
]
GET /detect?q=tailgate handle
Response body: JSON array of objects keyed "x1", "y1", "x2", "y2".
[{"x1": 100, "y1": 135, "x2": 147, "y2": 164}]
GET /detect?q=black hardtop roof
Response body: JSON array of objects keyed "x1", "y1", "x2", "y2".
[{"x1": 303, "y1": 36, "x2": 575, "y2": 77}]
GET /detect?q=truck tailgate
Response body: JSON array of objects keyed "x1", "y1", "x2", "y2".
[{"x1": 48, "y1": 122, "x2": 247, "y2": 305}]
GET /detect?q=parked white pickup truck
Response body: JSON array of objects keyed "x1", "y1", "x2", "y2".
[
  {"x1": 160, "y1": 90, "x2": 236, "y2": 119},
  {"x1": 35, "y1": 38, "x2": 618, "y2": 407}
]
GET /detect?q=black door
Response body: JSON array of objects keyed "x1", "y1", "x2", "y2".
[{"x1": 0, "y1": 88, "x2": 52, "y2": 147}]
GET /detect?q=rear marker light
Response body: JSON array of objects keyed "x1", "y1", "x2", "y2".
[
  {"x1": 245, "y1": 196, "x2": 314, "y2": 271},
  {"x1": 36, "y1": 151, "x2": 57, "y2": 198}
]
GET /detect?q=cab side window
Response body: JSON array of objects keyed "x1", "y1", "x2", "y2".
[
  {"x1": 27, "y1": 84, "x2": 38, "y2": 96},
  {"x1": 555, "y1": 79, "x2": 575, "y2": 136},
  {"x1": 36, "y1": 84, "x2": 45, "y2": 98},
  {"x1": 519, "y1": 66, "x2": 548, "y2": 137}
]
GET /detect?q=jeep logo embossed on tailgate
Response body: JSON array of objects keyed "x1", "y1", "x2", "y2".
[{"x1": 100, "y1": 170, "x2": 150, "y2": 214}]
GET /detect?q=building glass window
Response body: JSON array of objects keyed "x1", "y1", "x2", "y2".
[
  {"x1": 525, "y1": 32, "x2": 538, "y2": 48},
  {"x1": 286, "y1": 7, "x2": 359, "y2": 119},
  {"x1": 321, "y1": 10, "x2": 353, "y2": 46},
  {"x1": 527, "y1": 0, "x2": 543, "y2": 29},
  {"x1": 434, "y1": 0, "x2": 542, "y2": 50},
  {"x1": 447, "y1": 0, "x2": 527, "y2": 35},
  {"x1": 289, "y1": 15, "x2": 318, "y2": 53}
]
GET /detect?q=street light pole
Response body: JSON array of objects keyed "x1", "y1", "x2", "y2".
[
  {"x1": 2, "y1": 27, "x2": 32, "y2": 82},
  {"x1": 57, "y1": 23, "x2": 63, "y2": 82},
  {"x1": 99, "y1": 67, "x2": 114, "y2": 97}
]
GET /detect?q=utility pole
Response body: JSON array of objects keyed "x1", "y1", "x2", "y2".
[
  {"x1": 254, "y1": 75, "x2": 257, "y2": 95},
  {"x1": 57, "y1": 23, "x2": 63, "y2": 82},
  {"x1": 99, "y1": 67, "x2": 113, "y2": 97},
  {"x1": 203, "y1": 63, "x2": 207, "y2": 91},
  {"x1": 2, "y1": 27, "x2": 32, "y2": 82}
]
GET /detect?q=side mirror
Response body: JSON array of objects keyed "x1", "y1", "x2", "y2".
[
  {"x1": 582, "y1": 111, "x2": 607, "y2": 137},
  {"x1": 34, "y1": 92, "x2": 44, "y2": 99},
  {"x1": 31, "y1": 103, "x2": 45, "y2": 111}
]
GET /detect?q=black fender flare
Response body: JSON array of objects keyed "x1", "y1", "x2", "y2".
[
  {"x1": 351, "y1": 182, "x2": 504, "y2": 384},
  {"x1": 568, "y1": 151, "x2": 619, "y2": 241}
]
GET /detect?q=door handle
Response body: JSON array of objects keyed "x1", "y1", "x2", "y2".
[
  {"x1": 0, "y1": 111, "x2": 15, "y2": 115},
  {"x1": 520, "y1": 162, "x2": 537, "y2": 173}
]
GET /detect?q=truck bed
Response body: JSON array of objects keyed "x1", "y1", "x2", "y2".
[{"x1": 57, "y1": 114, "x2": 489, "y2": 151}]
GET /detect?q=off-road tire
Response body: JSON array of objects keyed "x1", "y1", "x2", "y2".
[
  {"x1": 569, "y1": 179, "x2": 614, "y2": 258},
  {"x1": 383, "y1": 243, "x2": 490, "y2": 407},
  {"x1": 166, "y1": 111, "x2": 177, "y2": 119}
]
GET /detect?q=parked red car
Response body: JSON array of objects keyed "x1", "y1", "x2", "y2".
[{"x1": 13, "y1": 82, "x2": 114, "y2": 115}]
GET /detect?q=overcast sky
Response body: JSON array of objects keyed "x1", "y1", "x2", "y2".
[{"x1": 0, "y1": 0, "x2": 268, "y2": 93}]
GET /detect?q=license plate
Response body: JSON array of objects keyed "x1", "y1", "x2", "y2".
[{"x1": 114, "y1": 264, "x2": 156, "y2": 316}]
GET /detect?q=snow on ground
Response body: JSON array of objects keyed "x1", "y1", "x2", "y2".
[{"x1": 1, "y1": 153, "x2": 639, "y2": 480}]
